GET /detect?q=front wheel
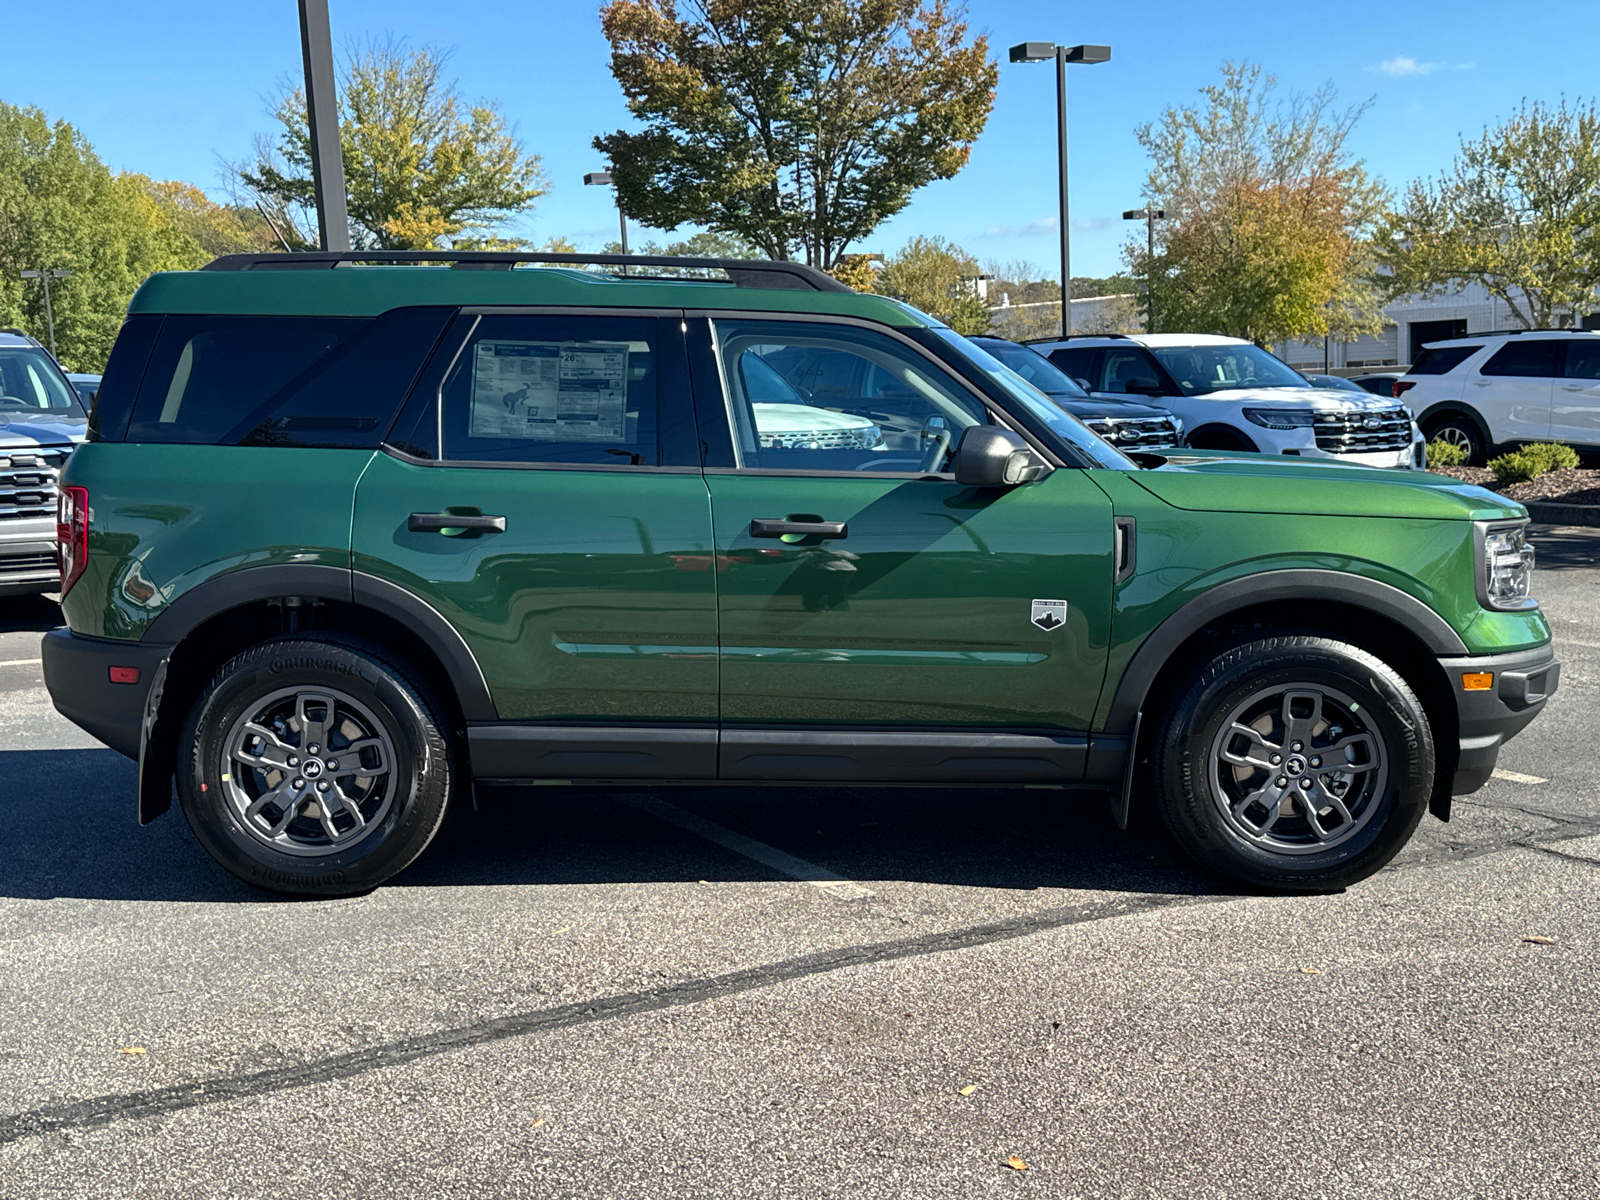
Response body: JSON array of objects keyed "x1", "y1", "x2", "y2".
[
  {"x1": 1151, "y1": 636, "x2": 1434, "y2": 892},
  {"x1": 177, "y1": 636, "x2": 456, "y2": 896}
]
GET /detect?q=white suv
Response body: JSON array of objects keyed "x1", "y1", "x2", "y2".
[
  {"x1": 1030, "y1": 333, "x2": 1426, "y2": 469},
  {"x1": 1396, "y1": 330, "x2": 1600, "y2": 465}
]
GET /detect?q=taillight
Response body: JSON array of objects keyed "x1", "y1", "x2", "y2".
[
  {"x1": 1393, "y1": 380, "x2": 1416, "y2": 399},
  {"x1": 57, "y1": 486, "x2": 89, "y2": 597}
]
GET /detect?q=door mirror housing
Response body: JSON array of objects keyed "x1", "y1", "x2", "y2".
[{"x1": 952, "y1": 426, "x2": 1050, "y2": 486}]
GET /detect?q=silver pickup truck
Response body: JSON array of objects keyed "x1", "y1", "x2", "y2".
[{"x1": 0, "y1": 328, "x2": 85, "y2": 596}]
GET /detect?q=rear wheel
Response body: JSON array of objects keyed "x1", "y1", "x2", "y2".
[
  {"x1": 1151, "y1": 635, "x2": 1433, "y2": 892},
  {"x1": 177, "y1": 636, "x2": 456, "y2": 896},
  {"x1": 1421, "y1": 412, "x2": 1488, "y2": 466}
]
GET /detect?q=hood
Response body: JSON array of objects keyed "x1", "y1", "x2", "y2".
[
  {"x1": 0, "y1": 412, "x2": 87, "y2": 449},
  {"x1": 752, "y1": 403, "x2": 875, "y2": 433},
  {"x1": 1128, "y1": 451, "x2": 1521, "y2": 521},
  {"x1": 1049, "y1": 395, "x2": 1173, "y2": 420},
  {"x1": 1177, "y1": 386, "x2": 1403, "y2": 411}
]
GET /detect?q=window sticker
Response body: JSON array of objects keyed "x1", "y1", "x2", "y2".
[{"x1": 469, "y1": 340, "x2": 629, "y2": 440}]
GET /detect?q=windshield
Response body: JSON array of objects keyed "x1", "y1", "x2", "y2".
[
  {"x1": 972, "y1": 340, "x2": 1089, "y2": 397},
  {"x1": 922, "y1": 327, "x2": 1134, "y2": 469},
  {"x1": 0, "y1": 347, "x2": 85, "y2": 415},
  {"x1": 1148, "y1": 343, "x2": 1308, "y2": 395}
]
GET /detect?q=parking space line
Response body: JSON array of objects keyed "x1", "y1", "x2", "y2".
[
  {"x1": 1493, "y1": 768, "x2": 1548, "y2": 785},
  {"x1": 0, "y1": 658, "x2": 42, "y2": 668},
  {"x1": 624, "y1": 794, "x2": 876, "y2": 900}
]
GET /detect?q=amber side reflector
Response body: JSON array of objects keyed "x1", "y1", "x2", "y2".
[
  {"x1": 1461, "y1": 672, "x2": 1493, "y2": 691},
  {"x1": 108, "y1": 667, "x2": 141, "y2": 685}
]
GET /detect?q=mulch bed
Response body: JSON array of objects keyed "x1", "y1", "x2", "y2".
[{"x1": 1428, "y1": 465, "x2": 1600, "y2": 508}]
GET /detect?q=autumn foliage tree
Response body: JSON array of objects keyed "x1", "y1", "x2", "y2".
[
  {"x1": 237, "y1": 41, "x2": 548, "y2": 250},
  {"x1": 595, "y1": 0, "x2": 996, "y2": 268}
]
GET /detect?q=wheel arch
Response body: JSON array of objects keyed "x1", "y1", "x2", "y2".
[
  {"x1": 136, "y1": 566, "x2": 494, "y2": 823},
  {"x1": 1184, "y1": 423, "x2": 1259, "y2": 452},
  {"x1": 1416, "y1": 402, "x2": 1492, "y2": 443},
  {"x1": 1100, "y1": 570, "x2": 1465, "y2": 822}
]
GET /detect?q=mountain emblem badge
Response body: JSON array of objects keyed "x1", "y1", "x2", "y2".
[{"x1": 1031, "y1": 599, "x2": 1068, "y2": 631}]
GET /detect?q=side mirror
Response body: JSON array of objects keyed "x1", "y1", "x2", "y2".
[
  {"x1": 1124, "y1": 377, "x2": 1164, "y2": 397},
  {"x1": 953, "y1": 426, "x2": 1050, "y2": 486}
]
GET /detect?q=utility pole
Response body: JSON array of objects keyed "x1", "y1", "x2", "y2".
[
  {"x1": 1121, "y1": 208, "x2": 1164, "y2": 333},
  {"x1": 298, "y1": 0, "x2": 349, "y2": 251},
  {"x1": 19, "y1": 268, "x2": 70, "y2": 358}
]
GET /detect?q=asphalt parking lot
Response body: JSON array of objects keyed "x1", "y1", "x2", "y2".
[{"x1": 2, "y1": 528, "x2": 1597, "y2": 1199}]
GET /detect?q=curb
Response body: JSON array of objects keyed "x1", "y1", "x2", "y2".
[{"x1": 1525, "y1": 501, "x2": 1600, "y2": 528}]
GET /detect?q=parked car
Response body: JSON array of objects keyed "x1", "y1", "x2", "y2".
[
  {"x1": 968, "y1": 336, "x2": 1183, "y2": 451},
  {"x1": 0, "y1": 327, "x2": 86, "y2": 596},
  {"x1": 1350, "y1": 372, "x2": 1404, "y2": 397},
  {"x1": 1301, "y1": 373, "x2": 1367, "y2": 393},
  {"x1": 1397, "y1": 330, "x2": 1600, "y2": 465},
  {"x1": 43, "y1": 250, "x2": 1557, "y2": 898},
  {"x1": 1030, "y1": 333, "x2": 1427, "y2": 468},
  {"x1": 67, "y1": 372, "x2": 102, "y2": 407}
]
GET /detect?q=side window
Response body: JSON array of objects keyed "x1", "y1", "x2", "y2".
[
  {"x1": 713, "y1": 319, "x2": 989, "y2": 473},
  {"x1": 1099, "y1": 349, "x2": 1161, "y2": 393},
  {"x1": 1565, "y1": 340, "x2": 1600, "y2": 381},
  {"x1": 1047, "y1": 347, "x2": 1098, "y2": 388},
  {"x1": 439, "y1": 314, "x2": 692, "y2": 467},
  {"x1": 1481, "y1": 340, "x2": 1564, "y2": 378}
]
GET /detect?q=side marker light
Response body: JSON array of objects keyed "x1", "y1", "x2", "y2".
[{"x1": 1462, "y1": 672, "x2": 1493, "y2": 691}]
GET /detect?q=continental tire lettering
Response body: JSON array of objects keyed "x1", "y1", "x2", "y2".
[{"x1": 246, "y1": 863, "x2": 346, "y2": 887}]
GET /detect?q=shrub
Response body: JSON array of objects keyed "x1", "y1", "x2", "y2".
[
  {"x1": 1426, "y1": 439, "x2": 1467, "y2": 468},
  {"x1": 1488, "y1": 443, "x2": 1579, "y2": 485}
]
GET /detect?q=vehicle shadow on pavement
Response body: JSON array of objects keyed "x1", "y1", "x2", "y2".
[
  {"x1": 1528, "y1": 525, "x2": 1600, "y2": 569},
  {"x1": 0, "y1": 751, "x2": 1219, "y2": 902},
  {"x1": 0, "y1": 593, "x2": 63, "y2": 634}
]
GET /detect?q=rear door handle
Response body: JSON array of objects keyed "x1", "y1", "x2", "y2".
[
  {"x1": 749, "y1": 518, "x2": 848, "y2": 538},
  {"x1": 408, "y1": 512, "x2": 506, "y2": 533}
]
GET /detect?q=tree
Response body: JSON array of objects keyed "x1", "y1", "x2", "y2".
[
  {"x1": 1131, "y1": 63, "x2": 1386, "y2": 345},
  {"x1": 873, "y1": 235, "x2": 987, "y2": 333},
  {"x1": 0, "y1": 103, "x2": 206, "y2": 371},
  {"x1": 601, "y1": 230, "x2": 760, "y2": 257},
  {"x1": 1376, "y1": 99, "x2": 1600, "y2": 328},
  {"x1": 141, "y1": 179, "x2": 282, "y2": 257},
  {"x1": 594, "y1": 0, "x2": 996, "y2": 268},
  {"x1": 236, "y1": 41, "x2": 548, "y2": 250}
]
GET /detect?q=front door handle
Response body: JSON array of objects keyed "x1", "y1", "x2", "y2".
[
  {"x1": 408, "y1": 511, "x2": 506, "y2": 534},
  {"x1": 749, "y1": 518, "x2": 847, "y2": 539}
]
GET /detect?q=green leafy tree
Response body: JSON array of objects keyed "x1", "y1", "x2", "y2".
[
  {"x1": 1131, "y1": 63, "x2": 1386, "y2": 344},
  {"x1": 0, "y1": 103, "x2": 206, "y2": 371},
  {"x1": 1376, "y1": 99, "x2": 1600, "y2": 328},
  {"x1": 236, "y1": 41, "x2": 549, "y2": 250},
  {"x1": 873, "y1": 235, "x2": 987, "y2": 333},
  {"x1": 601, "y1": 230, "x2": 760, "y2": 257},
  {"x1": 594, "y1": 0, "x2": 996, "y2": 268}
]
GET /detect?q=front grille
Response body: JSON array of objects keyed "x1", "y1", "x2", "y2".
[
  {"x1": 0, "y1": 447, "x2": 71, "y2": 521},
  {"x1": 758, "y1": 424, "x2": 884, "y2": 450},
  {"x1": 0, "y1": 552, "x2": 58, "y2": 576},
  {"x1": 1312, "y1": 409, "x2": 1412, "y2": 453},
  {"x1": 1084, "y1": 415, "x2": 1182, "y2": 450}
]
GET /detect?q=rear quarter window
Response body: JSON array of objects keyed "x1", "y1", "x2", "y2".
[
  {"x1": 117, "y1": 309, "x2": 452, "y2": 448},
  {"x1": 1408, "y1": 345, "x2": 1481, "y2": 375}
]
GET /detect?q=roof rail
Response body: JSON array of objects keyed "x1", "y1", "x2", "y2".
[
  {"x1": 1455, "y1": 327, "x2": 1598, "y2": 338},
  {"x1": 1019, "y1": 332, "x2": 1131, "y2": 344},
  {"x1": 199, "y1": 250, "x2": 852, "y2": 293}
]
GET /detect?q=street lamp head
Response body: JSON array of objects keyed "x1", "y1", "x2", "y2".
[
  {"x1": 583, "y1": 171, "x2": 614, "y2": 186},
  {"x1": 1009, "y1": 41, "x2": 1056, "y2": 63},
  {"x1": 1062, "y1": 44, "x2": 1111, "y2": 65},
  {"x1": 1122, "y1": 208, "x2": 1165, "y2": 221}
]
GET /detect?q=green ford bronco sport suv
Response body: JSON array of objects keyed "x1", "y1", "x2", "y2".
[{"x1": 43, "y1": 251, "x2": 1559, "y2": 896}]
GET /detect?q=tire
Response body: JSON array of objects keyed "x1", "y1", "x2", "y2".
[
  {"x1": 177, "y1": 635, "x2": 456, "y2": 896},
  {"x1": 1150, "y1": 635, "x2": 1433, "y2": 892},
  {"x1": 1421, "y1": 412, "x2": 1488, "y2": 466}
]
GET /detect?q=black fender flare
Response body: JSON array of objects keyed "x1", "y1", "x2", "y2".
[
  {"x1": 1183, "y1": 423, "x2": 1259, "y2": 452},
  {"x1": 1415, "y1": 401, "x2": 1491, "y2": 441},
  {"x1": 141, "y1": 564, "x2": 496, "y2": 721},
  {"x1": 1100, "y1": 568, "x2": 1467, "y2": 742}
]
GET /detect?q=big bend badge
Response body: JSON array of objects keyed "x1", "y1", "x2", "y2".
[{"x1": 1030, "y1": 599, "x2": 1068, "y2": 631}]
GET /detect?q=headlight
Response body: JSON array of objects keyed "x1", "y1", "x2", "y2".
[
  {"x1": 1475, "y1": 520, "x2": 1538, "y2": 611},
  {"x1": 1242, "y1": 408, "x2": 1316, "y2": 429}
]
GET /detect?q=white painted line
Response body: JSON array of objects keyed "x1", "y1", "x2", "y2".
[
  {"x1": 1493, "y1": 767, "x2": 1548, "y2": 785},
  {"x1": 624, "y1": 794, "x2": 876, "y2": 900},
  {"x1": 0, "y1": 658, "x2": 42, "y2": 668}
]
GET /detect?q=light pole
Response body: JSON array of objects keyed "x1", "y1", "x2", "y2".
[
  {"x1": 19, "y1": 268, "x2": 70, "y2": 358},
  {"x1": 298, "y1": 0, "x2": 349, "y2": 252},
  {"x1": 584, "y1": 171, "x2": 629, "y2": 256},
  {"x1": 1122, "y1": 207, "x2": 1164, "y2": 332},
  {"x1": 1009, "y1": 41, "x2": 1111, "y2": 336}
]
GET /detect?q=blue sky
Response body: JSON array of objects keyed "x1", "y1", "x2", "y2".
[{"x1": 7, "y1": 1, "x2": 1594, "y2": 277}]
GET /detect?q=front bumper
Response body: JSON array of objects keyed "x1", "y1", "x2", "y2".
[
  {"x1": 41, "y1": 628, "x2": 172, "y2": 760},
  {"x1": 0, "y1": 537, "x2": 60, "y2": 596},
  {"x1": 1438, "y1": 645, "x2": 1560, "y2": 796}
]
